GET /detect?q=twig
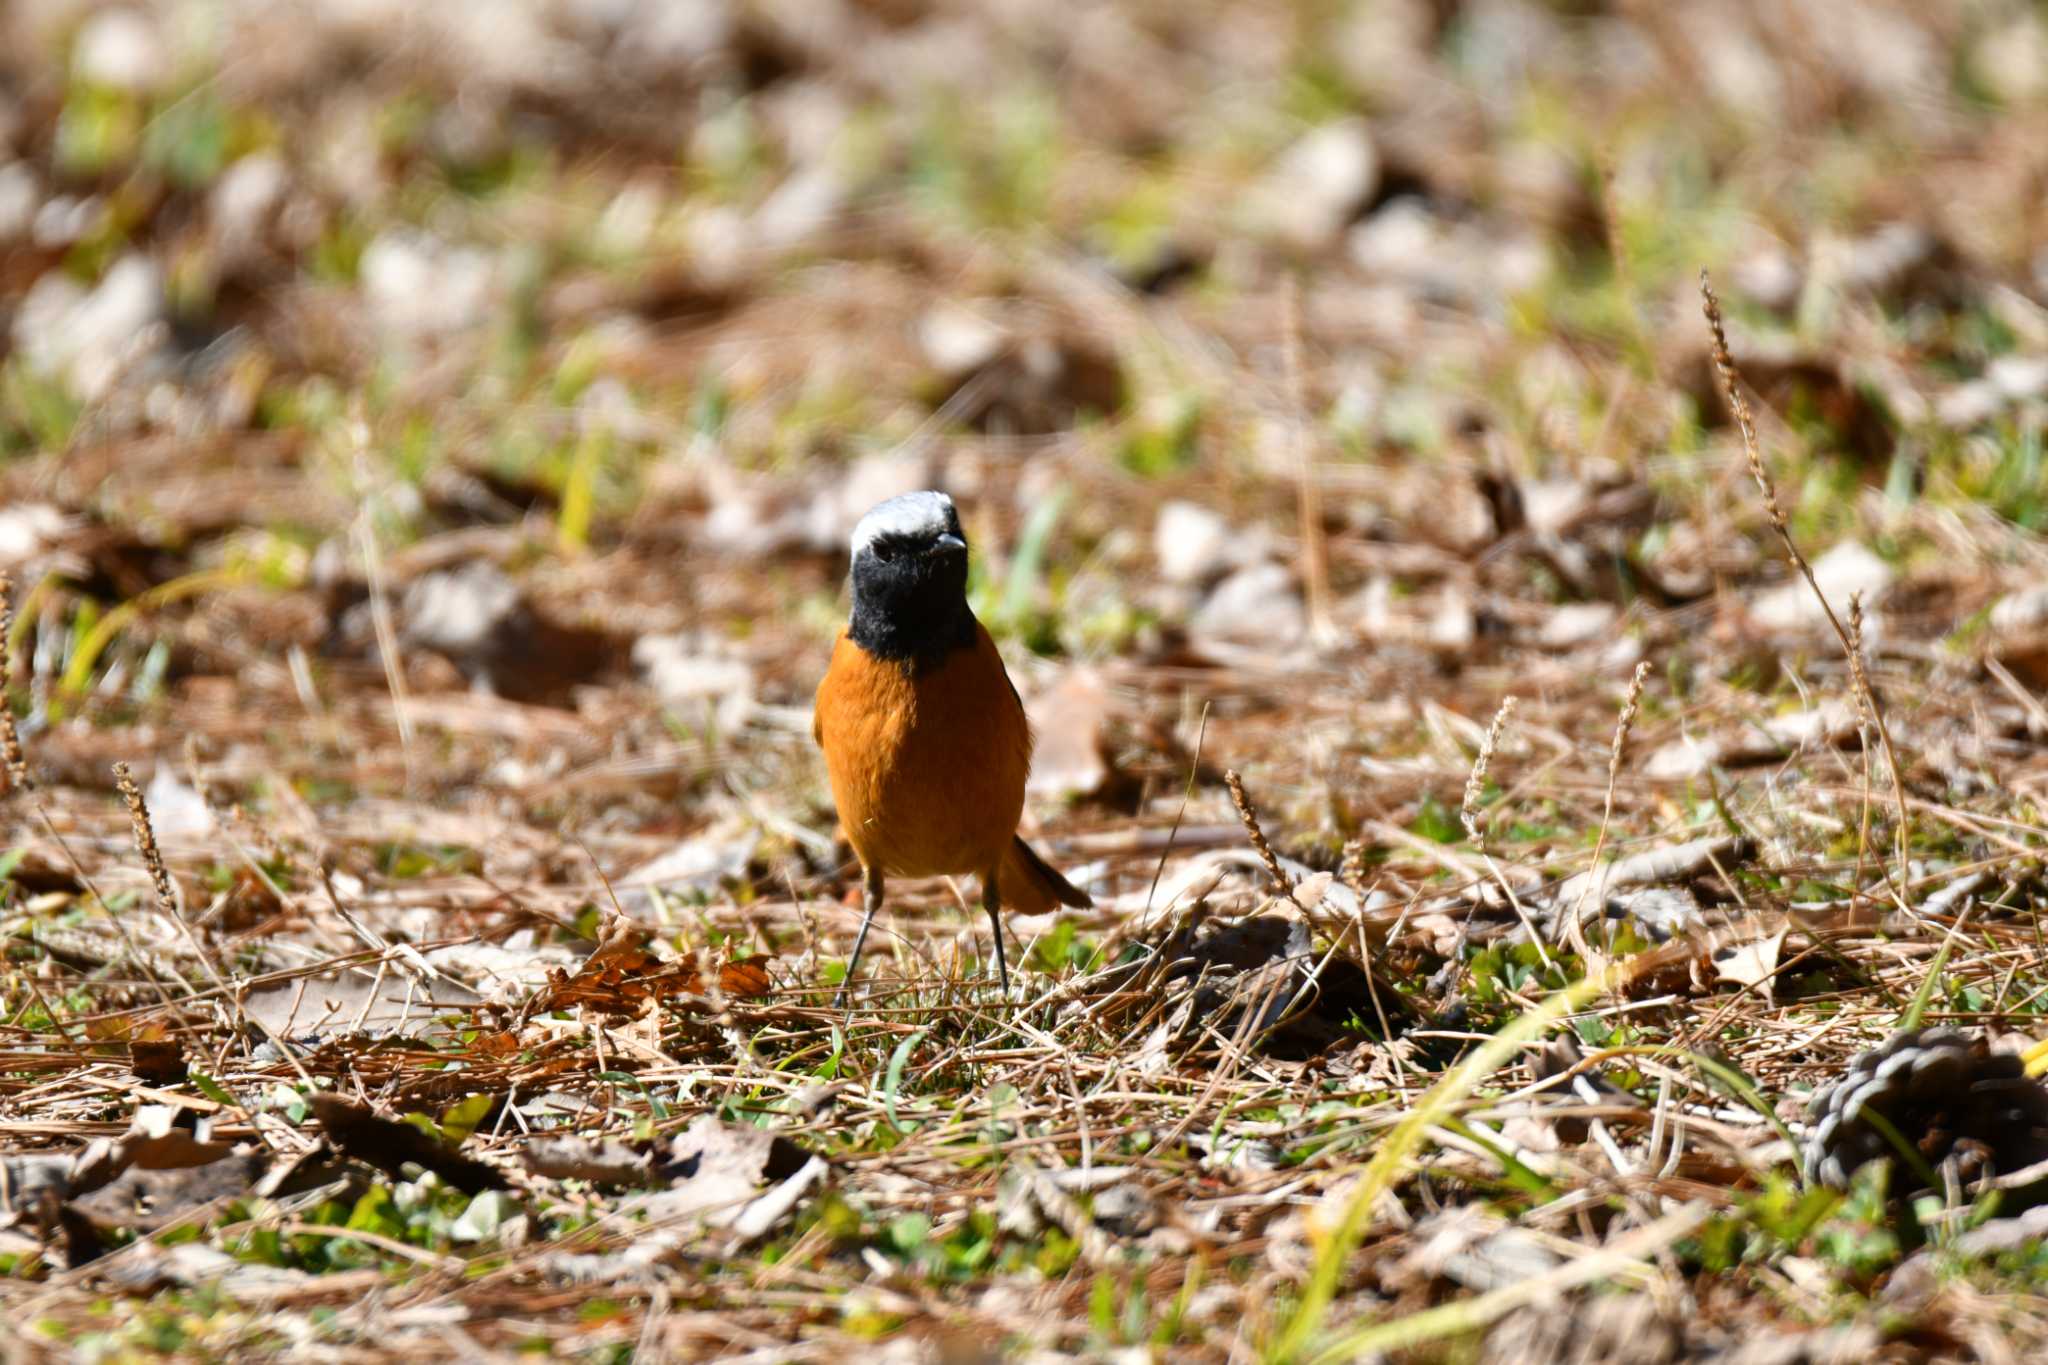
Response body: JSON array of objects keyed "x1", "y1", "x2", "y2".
[{"x1": 278, "y1": 1221, "x2": 463, "y2": 1273}]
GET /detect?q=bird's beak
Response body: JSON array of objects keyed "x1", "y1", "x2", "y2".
[{"x1": 930, "y1": 533, "x2": 966, "y2": 556}]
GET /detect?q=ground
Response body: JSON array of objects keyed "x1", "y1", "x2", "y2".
[{"x1": 4, "y1": 0, "x2": 2048, "y2": 1360}]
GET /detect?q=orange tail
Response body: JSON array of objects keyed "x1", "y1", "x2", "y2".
[{"x1": 998, "y1": 836, "x2": 1093, "y2": 915}]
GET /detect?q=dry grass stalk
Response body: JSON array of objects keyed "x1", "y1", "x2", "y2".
[
  {"x1": 1338, "y1": 836, "x2": 1368, "y2": 888},
  {"x1": 1607, "y1": 661, "x2": 1651, "y2": 800},
  {"x1": 114, "y1": 761, "x2": 178, "y2": 919},
  {"x1": 1572, "y1": 661, "x2": 1652, "y2": 952},
  {"x1": 1461, "y1": 695, "x2": 1518, "y2": 850},
  {"x1": 1598, "y1": 149, "x2": 1657, "y2": 383},
  {"x1": 115, "y1": 760, "x2": 231, "y2": 1001},
  {"x1": 1461, "y1": 694, "x2": 1553, "y2": 968},
  {"x1": 1699, "y1": 271, "x2": 1911, "y2": 892},
  {"x1": 349, "y1": 414, "x2": 418, "y2": 786},
  {"x1": 1845, "y1": 594, "x2": 1870, "y2": 727},
  {"x1": 42, "y1": 763, "x2": 189, "y2": 1004},
  {"x1": 1224, "y1": 768, "x2": 1293, "y2": 896},
  {"x1": 1845, "y1": 592, "x2": 1878, "y2": 903},
  {"x1": 1282, "y1": 276, "x2": 1336, "y2": 649},
  {"x1": 0, "y1": 571, "x2": 27, "y2": 793}
]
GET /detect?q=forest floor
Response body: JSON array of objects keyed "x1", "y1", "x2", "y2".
[{"x1": 5, "y1": 0, "x2": 2048, "y2": 1359}]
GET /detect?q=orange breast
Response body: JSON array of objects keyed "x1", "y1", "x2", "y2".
[{"x1": 814, "y1": 621, "x2": 1032, "y2": 880}]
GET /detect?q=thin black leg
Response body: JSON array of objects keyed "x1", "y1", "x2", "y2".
[
  {"x1": 838, "y1": 865, "x2": 885, "y2": 1009},
  {"x1": 982, "y1": 874, "x2": 1011, "y2": 998}
]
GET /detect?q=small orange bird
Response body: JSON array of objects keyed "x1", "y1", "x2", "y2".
[{"x1": 814, "y1": 490, "x2": 1092, "y2": 998}]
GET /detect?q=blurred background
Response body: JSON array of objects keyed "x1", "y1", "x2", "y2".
[{"x1": 1, "y1": 0, "x2": 2046, "y2": 840}]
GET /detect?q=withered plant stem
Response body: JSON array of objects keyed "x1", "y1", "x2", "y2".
[
  {"x1": 1575, "y1": 661, "x2": 1652, "y2": 955},
  {"x1": 1699, "y1": 271, "x2": 1911, "y2": 901},
  {"x1": 0, "y1": 572, "x2": 27, "y2": 793},
  {"x1": 115, "y1": 761, "x2": 225, "y2": 1001},
  {"x1": 1282, "y1": 276, "x2": 1336, "y2": 650},
  {"x1": 1224, "y1": 768, "x2": 1293, "y2": 897},
  {"x1": 1463, "y1": 695, "x2": 1553, "y2": 969},
  {"x1": 1598, "y1": 149, "x2": 1657, "y2": 383},
  {"x1": 115, "y1": 762, "x2": 177, "y2": 919},
  {"x1": 1846, "y1": 593, "x2": 1877, "y2": 910},
  {"x1": 1461, "y1": 696, "x2": 1518, "y2": 850}
]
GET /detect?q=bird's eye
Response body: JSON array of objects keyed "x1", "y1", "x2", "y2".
[{"x1": 872, "y1": 540, "x2": 896, "y2": 563}]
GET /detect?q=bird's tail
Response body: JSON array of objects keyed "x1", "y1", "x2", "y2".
[{"x1": 998, "y1": 836, "x2": 1093, "y2": 915}]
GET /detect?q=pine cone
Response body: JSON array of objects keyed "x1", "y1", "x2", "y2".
[{"x1": 1805, "y1": 1027, "x2": 2048, "y2": 1193}]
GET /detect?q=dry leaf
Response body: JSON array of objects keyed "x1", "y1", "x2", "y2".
[
  {"x1": 522, "y1": 1138, "x2": 657, "y2": 1187},
  {"x1": 72, "y1": 1152, "x2": 267, "y2": 1232},
  {"x1": 530, "y1": 916, "x2": 773, "y2": 1018},
  {"x1": 102, "y1": 1243, "x2": 329, "y2": 1301},
  {"x1": 1026, "y1": 666, "x2": 1115, "y2": 801},
  {"x1": 1397, "y1": 1206, "x2": 1561, "y2": 1293},
  {"x1": 1150, "y1": 912, "x2": 1412, "y2": 1054},
  {"x1": 1642, "y1": 703, "x2": 1861, "y2": 779},
  {"x1": 470, "y1": 1029, "x2": 522, "y2": 1058},
  {"x1": 0, "y1": 1145, "x2": 122, "y2": 1213},
  {"x1": 244, "y1": 970, "x2": 484, "y2": 1040},
  {"x1": 130, "y1": 1037, "x2": 188, "y2": 1085},
  {"x1": 618, "y1": 819, "x2": 762, "y2": 911},
  {"x1": 1713, "y1": 923, "x2": 1789, "y2": 1000},
  {"x1": 0, "y1": 1114, "x2": 238, "y2": 1219},
  {"x1": 308, "y1": 1094, "x2": 506, "y2": 1194},
  {"x1": 538, "y1": 1118, "x2": 825, "y2": 1282}
]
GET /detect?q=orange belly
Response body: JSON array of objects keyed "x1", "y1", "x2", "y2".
[{"x1": 814, "y1": 621, "x2": 1031, "y2": 880}]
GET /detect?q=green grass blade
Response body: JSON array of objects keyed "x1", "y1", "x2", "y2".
[
  {"x1": 1265, "y1": 961, "x2": 1628, "y2": 1363},
  {"x1": 884, "y1": 1027, "x2": 928, "y2": 1136}
]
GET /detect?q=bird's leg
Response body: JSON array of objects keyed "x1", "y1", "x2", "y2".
[
  {"x1": 838, "y1": 864, "x2": 885, "y2": 1009},
  {"x1": 982, "y1": 873, "x2": 1011, "y2": 999}
]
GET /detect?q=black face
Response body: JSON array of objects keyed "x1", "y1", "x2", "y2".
[{"x1": 847, "y1": 496, "x2": 975, "y2": 666}]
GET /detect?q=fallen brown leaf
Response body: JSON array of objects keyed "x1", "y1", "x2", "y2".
[
  {"x1": 308, "y1": 1094, "x2": 507, "y2": 1194},
  {"x1": 522, "y1": 1137, "x2": 659, "y2": 1187},
  {"x1": 1712, "y1": 922, "x2": 1790, "y2": 1001},
  {"x1": 73, "y1": 1151, "x2": 267, "y2": 1232},
  {"x1": 1026, "y1": 665, "x2": 1116, "y2": 801},
  {"x1": 536, "y1": 1117, "x2": 825, "y2": 1281},
  {"x1": 529, "y1": 916, "x2": 773, "y2": 1018},
  {"x1": 129, "y1": 1037, "x2": 188, "y2": 1085},
  {"x1": 243, "y1": 970, "x2": 485, "y2": 1040}
]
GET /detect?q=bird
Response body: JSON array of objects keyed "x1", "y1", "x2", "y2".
[{"x1": 813, "y1": 489, "x2": 1092, "y2": 1000}]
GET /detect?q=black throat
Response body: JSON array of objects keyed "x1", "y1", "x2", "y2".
[{"x1": 848, "y1": 556, "x2": 976, "y2": 670}]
